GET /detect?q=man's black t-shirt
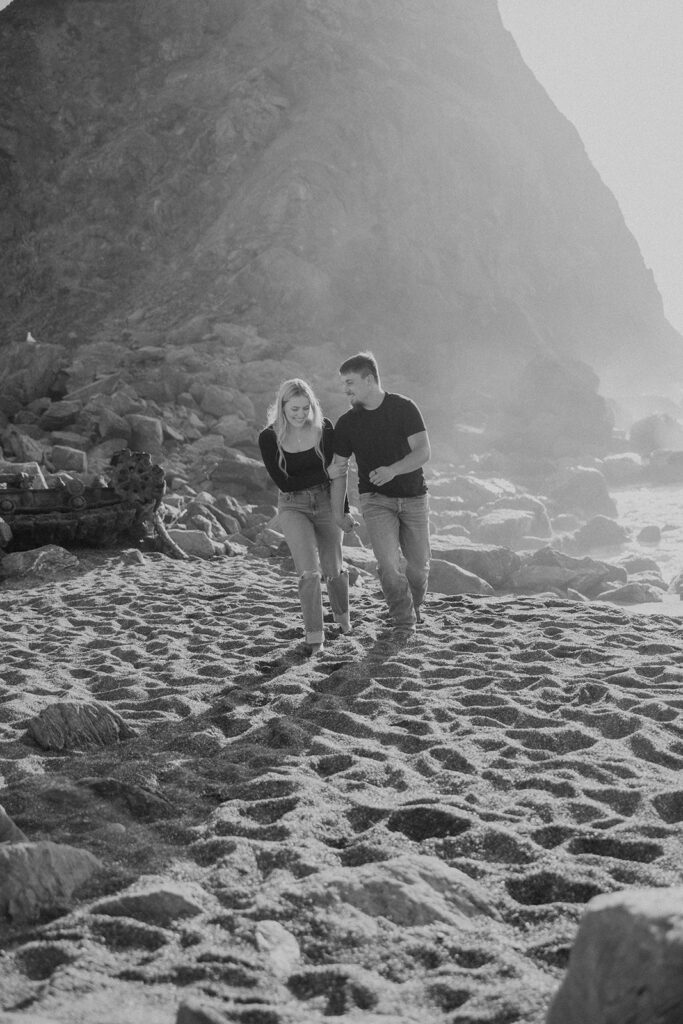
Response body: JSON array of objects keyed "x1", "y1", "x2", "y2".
[{"x1": 333, "y1": 393, "x2": 427, "y2": 498}]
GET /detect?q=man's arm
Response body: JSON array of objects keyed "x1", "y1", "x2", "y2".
[{"x1": 368, "y1": 430, "x2": 431, "y2": 488}]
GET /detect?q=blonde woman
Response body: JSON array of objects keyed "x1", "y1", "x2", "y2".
[{"x1": 258, "y1": 378, "x2": 353, "y2": 654}]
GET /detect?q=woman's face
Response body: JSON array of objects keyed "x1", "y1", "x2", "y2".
[{"x1": 283, "y1": 394, "x2": 311, "y2": 428}]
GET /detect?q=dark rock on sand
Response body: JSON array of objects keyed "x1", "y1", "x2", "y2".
[
  {"x1": 26, "y1": 701, "x2": 138, "y2": 751},
  {"x1": 0, "y1": 545, "x2": 79, "y2": 579}
]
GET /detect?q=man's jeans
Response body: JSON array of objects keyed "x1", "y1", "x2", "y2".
[
  {"x1": 278, "y1": 484, "x2": 349, "y2": 645},
  {"x1": 360, "y1": 492, "x2": 430, "y2": 627}
]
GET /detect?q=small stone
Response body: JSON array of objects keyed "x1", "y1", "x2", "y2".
[
  {"x1": 91, "y1": 881, "x2": 205, "y2": 927},
  {"x1": 120, "y1": 548, "x2": 145, "y2": 565},
  {"x1": 255, "y1": 920, "x2": 301, "y2": 976},
  {"x1": 429, "y1": 557, "x2": 493, "y2": 596}
]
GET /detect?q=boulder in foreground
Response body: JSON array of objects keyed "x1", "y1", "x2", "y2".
[
  {"x1": 0, "y1": 841, "x2": 101, "y2": 923},
  {"x1": 546, "y1": 886, "x2": 683, "y2": 1024}
]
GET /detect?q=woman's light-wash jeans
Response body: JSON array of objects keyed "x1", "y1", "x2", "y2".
[
  {"x1": 360, "y1": 492, "x2": 430, "y2": 627},
  {"x1": 278, "y1": 483, "x2": 349, "y2": 645}
]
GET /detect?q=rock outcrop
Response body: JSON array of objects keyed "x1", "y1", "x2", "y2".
[{"x1": 1, "y1": 0, "x2": 682, "y2": 430}]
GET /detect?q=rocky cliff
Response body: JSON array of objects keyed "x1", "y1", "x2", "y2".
[{"x1": 1, "y1": 0, "x2": 681, "y2": 430}]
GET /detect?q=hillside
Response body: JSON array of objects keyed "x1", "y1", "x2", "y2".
[{"x1": 1, "y1": 0, "x2": 682, "y2": 425}]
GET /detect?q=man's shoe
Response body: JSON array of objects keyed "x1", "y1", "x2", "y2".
[
  {"x1": 392, "y1": 622, "x2": 416, "y2": 634},
  {"x1": 335, "y1": 612, "x2": 353, "y2": 634}
]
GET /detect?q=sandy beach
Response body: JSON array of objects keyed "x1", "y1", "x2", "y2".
[{"x1": 0, "y1": 548, "x2": 682, "y2": 1023}]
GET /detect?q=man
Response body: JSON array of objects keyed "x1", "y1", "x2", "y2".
[{"x1": 329, "y1": 351, "x2": 431, "y2": 630}]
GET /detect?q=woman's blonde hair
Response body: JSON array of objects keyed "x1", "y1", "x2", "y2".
[{"x1": 266, "y1": 378, "x2": 325, "y2": 475}]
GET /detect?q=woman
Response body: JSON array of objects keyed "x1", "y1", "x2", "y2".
[{"x1": 258, "y1": 378, "x2": 353, "y2": 654}]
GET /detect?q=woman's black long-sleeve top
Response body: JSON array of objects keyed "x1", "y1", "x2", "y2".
[{"x1": 258, "y1": 418, "x2": 335, "y2": 493}]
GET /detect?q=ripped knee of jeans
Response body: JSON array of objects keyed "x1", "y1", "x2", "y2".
[
  {"x1": 323, "y1": 568, "x2": 348, "y2": 582},
  {"x1": 300, "y1": 570, "x2": 321, "y2": 581}
]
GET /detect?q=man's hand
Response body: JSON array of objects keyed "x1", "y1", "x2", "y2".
[{"x1": 369, "y1": 465, "x2": 396, "y2": 487}]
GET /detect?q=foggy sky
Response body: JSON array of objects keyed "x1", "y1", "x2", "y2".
[{"x1": 499, "y1": 0, "x2": 683, "y2": 338}]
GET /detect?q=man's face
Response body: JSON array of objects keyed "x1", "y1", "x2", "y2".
[{"x1": 341, "y1": 371, "x2": 373, "y2": 407}]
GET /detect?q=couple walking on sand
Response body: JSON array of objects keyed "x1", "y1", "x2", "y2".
[{"x1": 258, "y1": 352, "x2": 431, "y2": 655}]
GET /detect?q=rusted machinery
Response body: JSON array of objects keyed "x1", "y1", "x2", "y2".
[{"x1": 0, "y1": 449, "x2": 166, "y2": 552}]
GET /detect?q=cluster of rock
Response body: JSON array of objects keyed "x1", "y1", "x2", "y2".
[
  {"x1": 2, "y1": 335, "x2": 683, "y2": 603},
  {"x1": 416, "y1": 463, "x2": 676, "y2": 606},
  {"x1": 0, "y1": 331, "x2": 288, "y2": 563}
]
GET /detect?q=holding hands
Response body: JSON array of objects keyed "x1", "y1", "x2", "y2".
[{"x1": 336, "y1": 512, "x2": 358, "y2": 533}]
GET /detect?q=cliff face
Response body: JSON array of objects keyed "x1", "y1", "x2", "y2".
[{"x1": 1, "y1": 0, "x2": 681, "y2": 415}]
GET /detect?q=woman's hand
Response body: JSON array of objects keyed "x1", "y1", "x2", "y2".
[{"x1": 336, "y1": 513, "x2": 358, "y2": 533}]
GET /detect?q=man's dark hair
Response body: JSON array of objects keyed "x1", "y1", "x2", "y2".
[{"x1": 339, "y1": 351, "x2": 380, "y2": 383}]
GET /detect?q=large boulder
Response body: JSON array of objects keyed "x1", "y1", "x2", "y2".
[
  {"x1": 430, "y1": 542, "x2": 521, "y2": 589},
  {"x1": 208, "y1": 449, "x2": 272, "y2": 495},
  {"x1": 38, "y1": 400, "x2": 81, "y2": 432},
  {"x1": 600, "y1": 452, "x2": 645, "y2": 485},
  {"x1": 570, "y1": 515, "x2": 630, "y2": 552},
  {"x1": 472, "y1": 508, "x2": 536, "y2": 548},
  {"x1": 546, "y1": 886, "x2": 683, "y2": 1024},
  {"x1": 648, "y1": 449, "x2": 683, "y2": 483},
  {"x1": 126, "y1": 413, "x2": 164, "y2": 454},
  {"x1": 1, "y1": 426, "x2": 48, "y2": 464},
  {"x1": 0, "y1": 341, "x2": 67, "y2": 409},
  {"x1": 167, "y1": 529, "x2": 218, "y2": 559},
  {"x1": 198, "y1": 384, "x2": 255, "y2": 421},
  {"x1": 94, "y1": 406, "x2": 132, "y2": 442},
  {"x1": 429, "y1": 558, "x2": 494, "y2": 596},
  {"x1": 50, "y1": 445, "x2": 87, "y2": 472},
  {"x1": 0, "y1": 841, "x2": 101, "y2": 923},
  {"x1": 429, "y1": 476, "x2": 515, "y2": 509},
  {"x1": 550, "y1": 466, "x2": 617, "y2": 518},
  {"x1": 483, "y1": 495, "x2": 552, "y2": 537},
  {"x1": 512, "y1": 547, "x2": 626, "y2": 597},
  {"x1": 629, "y1": 413, "x2": 683, "y2": 455},
  {"x1": 598, "y1": 582, "x2": 663, "y2": 605}
]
